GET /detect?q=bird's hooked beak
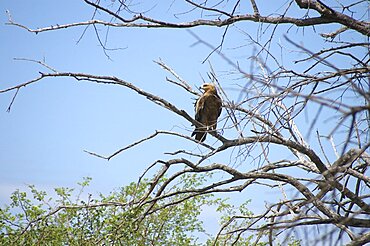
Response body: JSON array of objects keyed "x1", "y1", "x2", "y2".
[{"x1": 199, "y1": 84, "x2": 208, "y2": 91}]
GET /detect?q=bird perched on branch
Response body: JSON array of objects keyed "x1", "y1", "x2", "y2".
[{"x1": 191, "y1": 83, "x2": 222, "y2": 142}]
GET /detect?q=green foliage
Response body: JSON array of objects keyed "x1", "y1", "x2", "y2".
[
  {"x1": 0, "y1": 176, "x2": 216, "y2": 245},
  {"x1": 206, "y1": 199, "x2": 260, "y2": 246},
  {"x1": 0, "y1": 176, "x2": 300, "y2": 245}
]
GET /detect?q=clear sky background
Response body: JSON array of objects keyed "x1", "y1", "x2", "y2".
[
  {"x1": 0, "y1": 0, "x2": 215, "y2": 202},
  {"x1": 0, "y1": 1, "x2": 254, "y2": 201},
  {"x1": 0, "y1": 0, "x2": 367, "y2": 238}
]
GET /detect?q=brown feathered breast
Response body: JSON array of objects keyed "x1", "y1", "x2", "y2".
[{"x1": 191, "y1": 84, "x2": 222, "y2": 142}]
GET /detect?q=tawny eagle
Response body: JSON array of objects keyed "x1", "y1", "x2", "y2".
[{"x1": 191, "y1": 83, "x2": 222, "y2": 142}]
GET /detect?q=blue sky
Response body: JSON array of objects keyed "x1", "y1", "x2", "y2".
[
  {"x1": 0, "y1": 2, "x2": 253, "y2": 238},
  {"x1": 0, "y1": 1, "x2": 243, "y2": 206},
  {"x1": 0, "y1": 1, "x2": 367, "y2": 240},
  {"x1": 0, "y1": 1, "x2": 262, "y2": 199}
]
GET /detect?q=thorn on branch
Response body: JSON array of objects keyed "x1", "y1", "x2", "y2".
[{"x1": 6, "y1": 88, "x2": 20, "y2": 113}]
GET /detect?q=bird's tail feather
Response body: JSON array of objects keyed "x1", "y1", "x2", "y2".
[{"x1": 192, "y1": 128, "x2": 207, "y2": 142}]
